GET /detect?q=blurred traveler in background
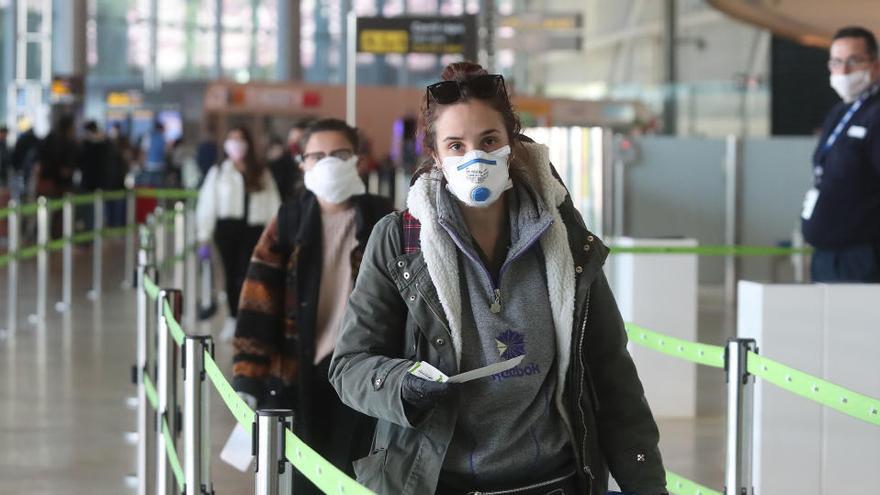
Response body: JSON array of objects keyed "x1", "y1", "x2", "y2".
[
  {"x1": 802, "y1": 26, "x2": 880, "y2": 282},
  {"x1": 140, "y1": 120, "x2": 167, "y2": 187},
  {"x1": 232, "y1": 118, "x2": 393, "y2": 495},
  {"x1": 36, "y1": 114, "x2": 77, "y2": 200},
  {"x1": 268, "y1": 119, "x2": 311, "y2": 201},
  {"x1": 330, "y1": 62, "x2": 668, "y2": 495},
  {"x1": 196, "y1": 125, "x2": 219, "y2": 185},
  {"x1": 196, "y1": 126, "x2": 281, "y2": 340},
  {"x1": 78, "y1": 121, "x2": 112, "y2": 231},
  {"x1": 11, "y1": 117, "x2": 41, "y2": 196},
  {"x1": 104, "y1": 123, "x2": 131, "y2": 227}
]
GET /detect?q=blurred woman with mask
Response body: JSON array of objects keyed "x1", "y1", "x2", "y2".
[
  {"x1": 232, "y1": 118, "x2": 393, "y2": 494},
  {"x1": 196, "y1": 126, "x2": 281, "y2": 340}
]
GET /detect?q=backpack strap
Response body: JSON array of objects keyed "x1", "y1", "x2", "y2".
[{"x1": 401, "y1": 209, "x2": 421, "y2": 254}]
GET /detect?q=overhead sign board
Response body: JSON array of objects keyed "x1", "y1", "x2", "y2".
[
  {"x1": 356, "y1": 16, "x2": 478, "y2": 60},
  {"x1": 499, "y1": 13, "x2": 582, "y2": 31}
]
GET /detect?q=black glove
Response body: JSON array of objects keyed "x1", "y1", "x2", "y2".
[{"x1": 401, "y1": 373, "x2": 454, "y2": 411}]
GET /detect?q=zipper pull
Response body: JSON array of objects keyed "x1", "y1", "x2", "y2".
[{"x1": 490, "y1": 289, "x2": 502, "y2": 314}]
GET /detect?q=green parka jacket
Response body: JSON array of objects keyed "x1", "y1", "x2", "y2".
[{"x1": 329, "y1": 141, "x2": 667, "y2": 495}]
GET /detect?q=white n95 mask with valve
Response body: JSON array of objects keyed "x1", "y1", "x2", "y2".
[{"x1": 441, "y1": 145, "x2": 512, "y2": 208}]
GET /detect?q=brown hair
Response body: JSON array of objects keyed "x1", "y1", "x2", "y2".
[
  {"x1": 226, "y1": 125, "x2": 265, "y2": 192},
  {"x1": 417, "y1": 62, "x2": 522, "y2": 172}
]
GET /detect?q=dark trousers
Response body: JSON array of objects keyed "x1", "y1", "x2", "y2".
[
  {"x1": 213, "y1": 220, "x2": 264, "y2": 317},
  {"x1": 294, "y1": 357, "x2": 374, "y2": 495},
  {"x1": 811, "y1": 243, "x2": 880, "y2": 283}
]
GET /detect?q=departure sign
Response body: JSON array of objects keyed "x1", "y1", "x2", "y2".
[{"x1": 356, "y1": 16, "x2": 477, "y2": 60}]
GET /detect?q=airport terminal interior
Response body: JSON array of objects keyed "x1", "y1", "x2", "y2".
[{"x1": 1, "y1": 1, "x2": 879, "y2": 494}]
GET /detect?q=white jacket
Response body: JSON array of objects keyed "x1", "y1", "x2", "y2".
[{"x1": 196, "y1": 160, "x2": 281, "y2": 242}]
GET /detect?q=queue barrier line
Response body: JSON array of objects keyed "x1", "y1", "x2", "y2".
[
  {"x1": 70, "y1": 194, "x2": 99, "y2": 206},
  {"x1": 665, "y1": 471, "x2": 721, "y2": 495},
  {"x1": 0, "y1": 225, "x2": 137, "y2": 267},
  {"x1": 18, "y1": 202, "x2": 39, "y2": 216},
  {"x1": 204, "y1": 351, "x2": 256, "y2": 429},
  {"x1": 136, "y1": 188, "x2": 199, "y2": 200},
  {"x1": 144, "y1": 275, "x2": 161, "y2": 301},
  {"x1": 143, "y1": 372, "x2": 159, "y2": 411},
  {"x1": 103, "y1": 190, "x2": 127, "y2": 201},
  {"x1": 283, "y1": 428, "x2": 376, "y2": 495},
  {"x1": 625, "y1": 323, "x2": 726, "y2": 369},
  {"x1": 162, "y1": 299, "x2": 186, "y2": 347},
  {"x1": 161, "y1": 416, "x2": 186, "y2": 492},
  {"x1": 46, "y1": 198, "x2": 67, "y2": 211},
  {"x1": 747, "y1": 352, "x2": 880, "y2": 427},
  {"x1": 609, "y1": 245, "x2": 810, "y2": 257}
]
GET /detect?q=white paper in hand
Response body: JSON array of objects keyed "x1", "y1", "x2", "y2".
[
  {"x1": 408, "y1": 355, "x2": 525, "y2": 384},
  {"x1": 220, "y1": 423, "x2": 253, "y2": 472}
]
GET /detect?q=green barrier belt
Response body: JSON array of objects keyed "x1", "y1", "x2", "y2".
[
  {"x1": 72, "y1": 231, "x2": 97, "y2": 245},
  {"x1": 46, "y1": 198, "x2": 67, "y2": 211},
  {"x1": 101, "y1": 225, "x2": 136, "y2": 238},
  {"x1": 70, "y1": 194, "x2": 98, "y2": 206},
  {"x1": 143, "y1": 275, "x2": 161, "y2": 301},
  {"x1": 16, "y1": 245, "x2": 40, "y2": 260},
  {"x1": 202, "y1": 348, "x2": 376, "y2": 494},
  {"x1": 284, "y1": 428, "x2": 376, "y2": 495},
  {"x1": 0, "y1": 207, "x2": 10, "y2": 219},
  {"x1": 143, "y1": 372, "x2": 159, "y2": 410},
  {"x1": 103, "y1": 190, "x2": 127, "y2": 201},
  {"x1": 18, "y1": 202, "x2": 39, "y2": 216},
  {"x1": 46, "y1": 238, "x2": 67, "y2": 252},
  {"x1": 204, "y1": 351, "x2": 256, "y2": 429},
  {"x1": 609, "y1": 245, "x2": 811, "y2": 257},
  {"x1": 625, "y1": 323, "x2": 726, "y2": 369},
  {"x1": 0, "y1": 254, "x2": 9, "y2": 267},
  {"x1": 667, "y1": 471, "x2": 721, "y2": 495},
  {"x1": 747, "y1": 352, "x2": 880, "y2": 427},
  {"x1": 162, "y1": 300, "x2": 186, "y2": 347},
  {"x1": 161, "y1": 416, "x2": 186, "y2": 492},
  {"x1": 136, "y1": 189, "x2": 199, "y2": 200}
]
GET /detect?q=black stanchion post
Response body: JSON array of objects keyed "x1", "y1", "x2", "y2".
[
  {"x1": 254, "y1": 410, "x2": 293, "y2": 495},
  {"x1": 4, "y1": 200, "x2": 19, "y2": 335},
  {"x1": 183, "y1": 334, "x2": 212, "y2": 494},
  {"x1": 89, "y1": 189, "x2": 104, "y2": 300},
  {"x1": 125, "y1": 186, "x2": 137, "y2": 288},
  {"x1": 173, "y1": 202, "x2": 185, "y2": 291},
  {"x1": 725, "y1": 338, "x2": 756, "y2": 495},
  {"x1": 136, "y1": 225, "x2": 157, "y2": 495},
  {"x1": 58, "y1": 193, "x2": 73, "y2": 312},
  {"x1": 34, "y1": 196, "x2": 49, "y2": 323},
  {"x1": 156, "y1": 288, "x2": 182, "y2": 495}
]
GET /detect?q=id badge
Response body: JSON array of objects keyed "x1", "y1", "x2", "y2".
[{"x1": 801, "y1": 188, "x2": 820, "y2": 220}]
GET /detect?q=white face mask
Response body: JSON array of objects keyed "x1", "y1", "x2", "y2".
[
  {"x1": 303, "y1": 155, "x2": 365, "y2": 204},
  {"x1": 830, "y1": 70, "x2": 873, "y2": 103},
  {"x1": 224, "y1": 139, "x2": 248, "y2": 161},
  {"x1": 441, "y1": 145, "x2": 513, "y2": 208}
]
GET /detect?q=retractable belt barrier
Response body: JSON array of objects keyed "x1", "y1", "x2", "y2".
[{"x1": 140, "y1": 273, "x2": 376, "y2": 495}]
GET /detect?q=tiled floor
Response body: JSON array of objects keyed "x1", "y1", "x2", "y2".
[{"x1": 0, "y1": 242, "x2": 728, "y2": 494}]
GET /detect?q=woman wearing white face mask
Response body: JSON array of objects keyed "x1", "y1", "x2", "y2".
[
  {"x1": 231, "y1": 118, "x2": 393, "y2": 495},
  {"x1": 196, "y1": 126, "x2": 281, "y2": 340},
  {"x1": 330, "y1": 63, "x2": 668, "y2": 495}
]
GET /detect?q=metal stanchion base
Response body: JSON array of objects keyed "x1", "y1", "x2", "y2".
[
  {"x1": 87, "y1": 290, "x2": 99, "y2": 301},
  {"x1": 55, "y1": 302, "x2": 69, "y2": 313},
  {"x1": 124, "y1": 431, "x2": 139, "y2": 445},
  {"x1": 27, "y1": 314, "x2": 41, "y2": 325}
]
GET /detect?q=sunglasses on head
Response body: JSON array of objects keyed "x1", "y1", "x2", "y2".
[{"x1": 426, "y1": 74, "x2": 507, "y2": 107}]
